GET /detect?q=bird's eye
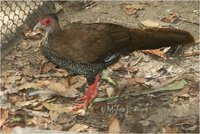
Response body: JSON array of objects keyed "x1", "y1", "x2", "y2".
[
  {"x1": 45, "y1": 20, "x2": 50, "y2": 24},
  {"x1": 40, "y1": 18, "x2": 51, "y2": 26}
]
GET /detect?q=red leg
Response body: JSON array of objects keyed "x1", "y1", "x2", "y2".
[
  {"x1": 73, "y1": 85, "x2": 93, "y2": 111},
  {"x1": 73, "y1": 74, "x2": 100, "y2": 111},
  {"x1": 91, "y1": 75, "x2": 100, "y2": 100},
  {"x1": 76, "y1": 75, "x2": 99, "y2": 102}
]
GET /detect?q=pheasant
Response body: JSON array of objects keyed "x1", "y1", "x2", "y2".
[{"x1": 33, "y1": 14, "x2": 194, "y2": 111}]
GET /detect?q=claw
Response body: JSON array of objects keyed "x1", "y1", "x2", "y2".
[
  {"x1": 73, "y1": 103, "x2": 87, "y2": 111},
  {"x1": 73, "y1": 74, "x2": 100, "y2": 111},
  {"x1": 75, "y1": 95, "x2": 86, "y2": 102}
]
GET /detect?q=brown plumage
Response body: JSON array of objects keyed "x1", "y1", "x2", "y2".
[
  {"x1": 34, "y1": 14, "x2": 194, "y2": 110},
  {"x1": 47, "y1": 23, "x2": 194, "y2": 63}
]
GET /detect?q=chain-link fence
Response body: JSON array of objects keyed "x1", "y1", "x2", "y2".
[{"x1": 0, "y1": 1, "x2": 55, "y2": 58}]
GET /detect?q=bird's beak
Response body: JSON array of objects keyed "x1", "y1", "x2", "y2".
[{"x1": 33, "y1": 22, "x2": 42, "y2": 31}]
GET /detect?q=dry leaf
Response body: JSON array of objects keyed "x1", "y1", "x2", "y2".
[
  {"x1": 138, "y1": 120, "x2": 150, "y2": 126},
  {"x1": 52, "y1": 71, "x2": 68, "y2": 77},
  {"x1": 106, "y1": 87, "x2": 115, "y2": 97},
  {"x1": 134, "y1": 77, "x2": 146, "y2": 83},
  {"x1": 128, "y1": 78, "x2": 137, "y2": 85},
  {"x1": 69, "y1": 123, "x2": 88, "y2": 132},
  {"x1": 50, "y1": 112, "x2": 75, "y2": 130},
  {"x1": 2, "y1": 125, "x2": 11, "y2": 134},
  {"x1": 183, "y1": 50, "x2": 200, "y2": 57},
  {"x1": 24, "y1": 110, "x2": 49, "y2": 118},
  {"x1": 15, "y1": 99, "x2": 36, "y2": 108},
  {"x1": 58, "y1": 79, "x2": 70, "y2": 88},
  {"x1": 125, "y1": 67, "x2": 138, "y2": 73},
  {"x1": 110, "y1": 63, "x2": 123, "y2": 70},
  {"x1": 25, "y1": 29, "x2": 43, "y2": 39},
  {"x1": 20, "y1": 41, "x2": 32, "y2": 50},
  {"x1": 128, "y1": 77, "x2": 146, "y2": 85},
  {"x1": 141, "y1": 20, "x2": 160, "y2": 27},
  {"x1": 0, "y1": 78, "x2": 4, "y2": 85},
  {"x1": 25, "y1": 29, "x2": 42, "y2": 36},
  {"x1": 91, "y1": 5, "x2": 102, "y2": 12},
  {"x1": 43, "y1": 102, "x2": 72, "y2": 113},
  {"x1": 3, "y1": 54, "x2": 15, "y2": 61},
  {"x1": 19, "y1": 83, "x2": 41, "y2": 90},
  {"x1": 48, "y1": 123, "x2": 63, "y2": 131},
  {"x1": 22, "y1": 66, "x2": 34, "y2": 77},
  {"x1": 108, "y1": 118, "x2": 120, "y2": 134},
  {"x1": 38, "y1": 80, "x2": 78, "y2": 98},
  {"x1": 161, "y1": 12, "x2": 180, "y2": 23},
  {"x1": 121, "y1": 4, "x2": 144, "y2": 15},
  {"x1": 18, "y1": 80, "x2": 78, "y2": 98},
  {"x1": 49, "y1": 111, "x2": 60, "y2": 122},
  {"x1": 0, "y1": 109, "x2": 9, "y2": 127},
  {"x1": 142, "y1": 49, "x2": 168, "y2": 60},
  {"x1": 6, "y1": 75, "x2": 21, "y2": 84},
  {"x1": 42, "y1": 62, "x2": 56, "y2": 73},
  {"x1": 69, "y1": 76, "x2": 86, "y2": 90},
  {"x1": 31, "y1": 116, "x2": 49, "y2": 129},
  {"x1": 162, "y1": 127, "x2": 178, "y2": 133},
  {"x1": 8, "y1": 94, "x2": 22, "y2": 103},
  {"x1": 42, "y1": 102, "x2": 85, "y2": 116},
  {"x1": 47, "y1": 82, "x2": 67, "y2": 93}
]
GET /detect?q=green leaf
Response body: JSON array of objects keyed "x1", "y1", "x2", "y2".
[
  {"x1": 101, "y1": 69, "x2": 116, "y2": 85},
  {"x1": 130, "y1": 79, "x2": 188, "y2": 96},
  {"x1": 94, "y1": 80, "x2": 187, "y2": 103}
]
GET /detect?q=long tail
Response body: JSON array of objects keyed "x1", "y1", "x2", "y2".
[{"x1": 129, "y1": 28, "x2": 195, "y2": 51}]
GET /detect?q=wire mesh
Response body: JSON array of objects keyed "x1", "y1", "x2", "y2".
[{"x1": 0, "y1": 1, "x2": 55, "y2": 58}]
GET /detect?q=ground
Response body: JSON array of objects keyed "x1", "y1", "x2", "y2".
[{"x1": 1, "y1": 1, "x2": 199, "y2": 133}]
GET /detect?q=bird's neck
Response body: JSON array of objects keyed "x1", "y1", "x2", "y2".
[
  {"x1": 46, "y1": 22, "x2": 61, "y2": 35},
  {"x1": 44, "y1": 23, "x2": 61, "y2": 47}
]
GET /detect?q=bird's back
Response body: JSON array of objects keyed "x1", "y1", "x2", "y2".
[{"x1": 47, "y1": 23, "x2": 131, "y2": 64}]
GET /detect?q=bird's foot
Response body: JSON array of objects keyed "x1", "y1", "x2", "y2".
[
  {"x1": 73, "y1": 74, "x2": 100, "y2": 111},
  {"x1": 73, "y1": 90, "x2": 98, "y2": 111},
  {"x1": 75, "y1": 95, "x2": 85, "y2": 102},
  {"x1": 90, "y1": 74, "x2": 99, "y2": 100},
  {"x1": 73, "y1": 84, "x2": 93, "y2": 111},
  {"x1": 73, "y1": 103, "x2": 88, "y2": 111},
  {"x1": 75, "y1": 90, "x2": 98, "y2": 102}
]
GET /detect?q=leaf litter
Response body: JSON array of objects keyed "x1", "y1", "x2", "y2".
[{"x1": 121, "y1": 3, "x2": 144, "y2": 15}]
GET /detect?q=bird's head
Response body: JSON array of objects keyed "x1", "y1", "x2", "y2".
[{"x1": 33, "y1": 14, "x2": 59, "y2": 33}]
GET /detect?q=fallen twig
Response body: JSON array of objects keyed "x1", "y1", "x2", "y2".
[
  {"x1": 122, "y1": 79, "x2": 187, "y2": 97},
  {"x1": 130, "y1": 56, "x2": 143, "y2": 66},
  {"x1": 179, "y1": 17, "x2": 199, "y2": 25},
  {"x1": 183, "y1": 50, "x2": 200, "y2": 57}
]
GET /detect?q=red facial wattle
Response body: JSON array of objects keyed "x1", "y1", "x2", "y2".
[{"x1": 40, "y1": 17, "x2": 51, "y2": 26}]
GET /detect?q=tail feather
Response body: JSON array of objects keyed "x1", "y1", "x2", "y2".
[{"x1": 130, "y1": 28, "x2": 195, "y2": 50}]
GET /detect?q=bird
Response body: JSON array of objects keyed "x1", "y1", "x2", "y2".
[{"x1": 33, "y1": 14, "x2": 194, "y2": 111}]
